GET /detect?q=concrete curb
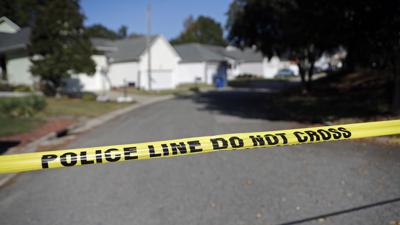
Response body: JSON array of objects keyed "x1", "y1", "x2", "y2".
[{"x1": 0, "y1": 94, "x2": 175, "y2": 188}]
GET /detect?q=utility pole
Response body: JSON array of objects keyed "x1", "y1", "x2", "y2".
[{"x1": 146, "y1": 0, "x2": 152, "y2": 90}]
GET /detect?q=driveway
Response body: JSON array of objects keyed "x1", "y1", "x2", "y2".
[{"x1": 0, "y1": 89, "x2": 399, "y2": 225}]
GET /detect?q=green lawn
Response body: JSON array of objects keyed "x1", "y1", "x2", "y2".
[
  {"x1": 0, "y1": 116, "x2": 44, "y2": 137},
  {"x1": 42, "y1": 97, "x2": 132, "y2": 118},
  {"x1": 0, "y1": 97, "x2": 133, "y2": 137}
]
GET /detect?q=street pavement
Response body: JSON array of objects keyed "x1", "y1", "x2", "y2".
[{"x1": 0, "y1": 89, "x2": 399, "y2": 225}]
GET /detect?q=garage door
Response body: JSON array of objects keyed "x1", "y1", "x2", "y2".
[{"x1": 151, "y1": 70, "x2": 174, "y2": 90}]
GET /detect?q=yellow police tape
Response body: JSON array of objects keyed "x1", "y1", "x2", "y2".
[{"x1": 0, "y1": 120, "x2": 399, "y2": 174}]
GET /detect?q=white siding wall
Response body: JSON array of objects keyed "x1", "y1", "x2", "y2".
[
  {"x1": 206, "y1": 63, "x2": 217, "y2": 84},
  {"x1": 175, "y1": 61, "x2": 226, "y2": 86},
  {"x1": 206, "y1": 62, "x2": 227, "y2": 84},
  {"x1": 108, "y1": 61, "x2": 139, "y2": 87},
  {"x1": 263, "y1": 56, "x2": 281, "y2": 78},
  {"x1": 262, "y1": 57, "x2": 300, "y2": 78},
  {"x1": 238, "y1": 62, "x2": 264, "y2": 76},
  {"x1": 6, "y1": 50, "x2": 36, "y2": 86},
  {"x1": 151, "y1": 71, "x2": 174, "y2": 90},
  {"x1": 139, "y1": 36, "x2": 180, "y2": 90},
  {"x1": 174, "y1": 62, "x2": 206, "y2": 85},
  {"x1": 68, "y1": 55, "x2": 111, "y2": 92},
  {"x1": 226, "y1": 59, "x2": 239, "y2": 80}
]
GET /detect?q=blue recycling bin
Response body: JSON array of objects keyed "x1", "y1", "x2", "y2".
[{"x1": 215, "y1": 76, "x2": 225, "y2": 88}]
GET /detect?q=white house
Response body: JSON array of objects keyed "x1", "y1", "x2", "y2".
[
  {"x1": 65, "y1": 38, "x2": 116, "y2": 92},
  {"x1": 0, "y1": 17, "x2": 35, "y2": 86},
  {"x1": 0, "y1": 17, "x2": 114, "y2": 92},
  {"x1": 204, "y1": 45, "x2": 298, "y2": 79},
  {"x1": 107, "y1": 35, "x2": 181, "y2": 90},
  {"x1": 0, "y1": 16, "x2": 300, "y2": 93},
  {"x1": 173, "y1": 43, "x2": 227, "y2": 85}
]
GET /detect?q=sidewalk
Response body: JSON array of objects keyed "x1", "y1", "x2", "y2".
[{"x1": 102, "y1": 90, "x2": 159, "y2": 103}]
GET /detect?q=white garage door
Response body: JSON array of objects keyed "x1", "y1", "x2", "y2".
[{"x1": 151, "y1": 70, "x2": 174, "y2": 90}]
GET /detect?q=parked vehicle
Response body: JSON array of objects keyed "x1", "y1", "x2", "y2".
[{"x1": 274, "y1": 68, "x2": 295, "y2": 78}]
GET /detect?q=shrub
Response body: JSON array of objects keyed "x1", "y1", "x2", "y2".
[
  {"x1": 30, "y1": 95, "x2": 47, "y2": 111},
  {"x1": 81, "y1": 92, "x2": 97, "y2": 101},
  {"x1": 0, "y1": 95, "x2": 47, "y2": 117},
  {"x1": 235, "y1": 74, "x2": 263, "y2": 80},
  {"x1": 0, "y1": 82, "x2": 13, "y2": 91},
  {"x1": 13, "y1": 85, "x2": 34, "y2": 92}
]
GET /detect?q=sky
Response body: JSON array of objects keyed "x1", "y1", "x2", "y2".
[{"x1": 80, "y1": 0, "x2": 232, "y2": 40}]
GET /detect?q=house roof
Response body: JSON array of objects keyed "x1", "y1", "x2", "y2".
[
  {"x1": 173, "y1": 43, "x2": 226, "y2": 63},
  {"x1": 107, "y1": 36, "x2": 157, "y2": 63},
  {"x1": 174, "y1": 43, "x2": 264, "y2": 63},
  {"x1": 0, "y1": 27, "x2": 30, "y2": 53},
  {"x1": 90, "y1": 38, "x2": 116, "y2": 52},
  {"x1": 204, "y1": 45, "x2": 264, "y2": 62},
  {"x1": 0, "y1": 27, "x2": 117, "y2": 54},
  {"x1": 0, "y1": 16, "x2": 21, "y2": 33}
]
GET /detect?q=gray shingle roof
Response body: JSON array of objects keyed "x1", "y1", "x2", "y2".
[
  {"x1": 204, "y1": 45, "x2": 263, "y2": 62},
  {"x1": 0, "y1": 27, "x2": 30, "y2": 53},
  {"x1": 107, "y1": 36, "x2": 157, "y2": 63},
  {"x1": 90, "y1": 38, "x2": 116, "y2": 51},
  {"x1": 0, "y1": 29, "x2": 118, "y2": 54},
  {"x1": 174, "y1": 43, "x2": 226, "y2": 63},
  {"x1": 174, "y1": 43, "x2": 264, "y2": 63}
]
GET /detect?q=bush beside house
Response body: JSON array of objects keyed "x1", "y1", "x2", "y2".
[{"x1": 0, "y1": 95, "x2": 46, "y2": 117}]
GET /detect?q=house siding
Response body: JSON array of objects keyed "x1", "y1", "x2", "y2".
[
  {"x1": 6, "y1": 50, "x2": 36, "y2": 86},
  {"x1": 206, "y1": 62, "x2": 227, "y2": 84},
  {"x1": 238, "y1": 62, "x2": 264, "y2": 77},
  {"x1": 66, "y1": 55, "x2": 111, "y2": 92},
  {"x1": 174, "y1": 62, "x2": 206, "y2": 85},
  {"x1": 139, "y1": 36, "x2": 180, "y2": 90},
  {"x1": 108, "y1": 61, "x2": 139, "y2": 87},
  {"x1": 263, "y1": 56, "x2": 281, "y2": 78}
]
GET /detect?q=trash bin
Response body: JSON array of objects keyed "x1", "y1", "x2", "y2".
[{"x1": 215, "y1": 76, "x2": 225, "y2": 88}]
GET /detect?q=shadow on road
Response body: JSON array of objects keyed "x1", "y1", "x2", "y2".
[
  {"x1": 276, "y1": 197, "x2": 400, "y2": 225},
  {"x1": 179, "y1": 74, "x2": 391, "y2": 124}
]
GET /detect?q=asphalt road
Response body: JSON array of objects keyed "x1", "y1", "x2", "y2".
[{"x1": 0, "y1": 89, "x2": 399, "y2": 225}]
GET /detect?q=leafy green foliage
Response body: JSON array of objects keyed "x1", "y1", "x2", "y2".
[
  {"x1": 226, "y1": 0, "x2": 400, "y2": 103},
  {"x1": 171, "y1": 16, "x2": 226, "y2": 46},
  {"x1": 13, "y1": 85, "x2": 33, "y2": 92},
  {"x1": 85, "y1": 24, "x2": 120, "y2": 39},
  {"x1": 28, "y1": 0, "x2": 96, "y2": 96},
  {"x1": 0, "y1": 95, "x2": 47, "y2": 117},
  {"x1": 85, "y1": 24, "x2": 136, "y2": 39},
  {"x1": 0, "y1": 0, "x2": 42, "y2": 27},
  {"x1": 81, "y1": 92, "x2": 97, "y2": 101},
  {"x1": 118, "y1": 25, "x2": 128, "y2": 38}
]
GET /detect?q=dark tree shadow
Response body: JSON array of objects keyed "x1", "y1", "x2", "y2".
[{"x1": 180, "y1": 73, "x2": 392, "y2": 124}]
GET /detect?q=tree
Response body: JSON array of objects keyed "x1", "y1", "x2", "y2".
[
  {"x1": 171, "y1": 15, "x2": 226, "y2": 46},
  {"x1": 128, "y1": 33, "x2": 144, "y2": 38},
  {"x1": 85, "y1": 24, "x2": 120, "y2": 39},
  {"x1": 0, "y1": 0, "x2": 43, "y2": 27},
  {"x1": 118, "y1": 25, "x2": 128, "y2": 38},
  {"x1": 86, "y1": 24, "x2": 134, "y2": 39},
  {"x1": 28, "y1": 0, "x2": 95, "y2": 96},
  {"x1": 227, "y1": 0, "x2": 334, "y2": 92},
  {"x1": 226, "y1": 0, "x2": 400, "y2": 112}
]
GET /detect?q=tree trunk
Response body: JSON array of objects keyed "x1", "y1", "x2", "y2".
[
  {"x1": 392, "y1": 62, "x2": 400, "y2": 114},
  {"x1": 40, "y1": 79, "x2": 58, "y2": 96},
  {"x1": 297, "y1": 62, "x2": 307, "y2": 94},
  {"x1": 306, "y1": 61, "x2": 315, "y2": 92}
]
